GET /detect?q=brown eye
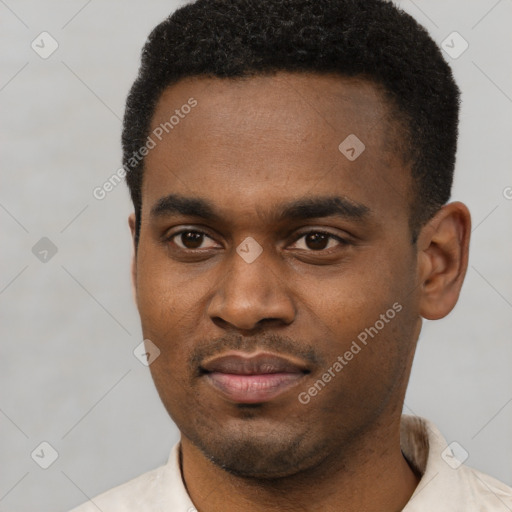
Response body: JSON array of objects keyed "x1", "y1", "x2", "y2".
[
  {"x1": 290, "y1": 231, "x2": 348, "y2": 252},
  {"x1": 170, "y1": 230, "x2": 218, "y2": 250},
  {"x1": 304, "y1": 232, "x2": 329, "y2": 250}
]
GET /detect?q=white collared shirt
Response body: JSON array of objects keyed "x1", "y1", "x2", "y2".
[{"x1": 69, "y1": 415, "x2": 512, "y2": 511}]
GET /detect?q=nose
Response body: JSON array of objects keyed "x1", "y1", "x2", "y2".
[{"x1": 207, "y1": 247, "x2": 296, "y2": 331}]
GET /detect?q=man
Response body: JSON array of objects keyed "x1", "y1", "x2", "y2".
[{"x1": 71, "y1": 0, "x2": 512, "y2": 510}]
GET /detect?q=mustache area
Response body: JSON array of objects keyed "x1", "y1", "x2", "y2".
[{"x1": 188, "y1": 333, "x2": 325, "y2": 377}]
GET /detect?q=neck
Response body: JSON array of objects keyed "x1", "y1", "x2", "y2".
[{"x1": 180, "y1": 414, "x2": 420, "y2": 512}]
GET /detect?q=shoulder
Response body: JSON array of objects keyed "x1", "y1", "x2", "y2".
[
  {"x1": 458, "y1": 464, "x2": 512, "y2": 509},
  {"x1": 401, "y1": 415, "x2": 512, "y2": 511},
  {"x1": 68, "y1": 463, "x2": 169, "y2": 512},
  {"x1": 68, "y1": 443, "x2": 194, "y2": 512}
]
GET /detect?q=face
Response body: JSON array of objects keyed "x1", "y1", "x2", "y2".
[{"x1": 131, "y1": 73, "x2": 424, "y2": 478}]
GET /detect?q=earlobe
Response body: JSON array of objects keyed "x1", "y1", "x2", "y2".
[
  {"x1": 128, "y1": 213, "x2": 138, "y2": 305},
  {"x1": 416, "y1": 202, "x2": 471, "y2": 320}
]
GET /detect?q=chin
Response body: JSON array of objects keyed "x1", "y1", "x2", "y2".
[{"x1": 187, "y1": 423, "x2": 328, "y2": 479}]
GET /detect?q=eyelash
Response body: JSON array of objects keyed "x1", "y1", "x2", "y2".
[{"x1": 165, "y1": 229, "x2": 350, "y2": 252}]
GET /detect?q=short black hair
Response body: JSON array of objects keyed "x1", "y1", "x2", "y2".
[{"x1": 123, "y1": 0, "x2": 460, "y2": 246}]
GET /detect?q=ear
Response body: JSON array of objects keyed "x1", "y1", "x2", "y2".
[
  {"x1": 416, "y1": 202, "x2": 471, "y2": 320},
  {"x1": 128, "y1": 213, "x2": 138, "y2": 305}
]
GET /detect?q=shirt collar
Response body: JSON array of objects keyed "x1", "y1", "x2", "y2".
[
  {"x1": 166, "y1": 415, "x2": 510, "y2": 511},
  {"x1": 401, "y1": 414, "x2": 511, "y2": 511}
]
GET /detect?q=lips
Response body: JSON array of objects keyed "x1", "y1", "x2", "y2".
[{"x1": 200, "y1": 352, "x2": 310, "y2": 404}]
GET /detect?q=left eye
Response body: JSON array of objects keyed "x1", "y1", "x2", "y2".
[{"x1": 290, "y1": 232, "x2": 347, "y2": 251}]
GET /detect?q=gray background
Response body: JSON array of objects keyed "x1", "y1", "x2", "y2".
[{"x1": 1, "y1": 1, "x2": 511, "y2": 511}]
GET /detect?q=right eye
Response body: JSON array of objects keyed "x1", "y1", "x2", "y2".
[{"x1": 166, "y1": 230, "x2": 220, "y2": 251}]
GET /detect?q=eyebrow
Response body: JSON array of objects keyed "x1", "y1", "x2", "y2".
[{"x1": 150, "y1": 194, "x2": 371, "y2": 223}]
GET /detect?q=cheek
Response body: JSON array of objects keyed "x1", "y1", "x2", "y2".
[
  {"x1": 135, "y1": 254, "x2": 212, "y2": 373},
  {"x1": 298, "y1": 250, "x2": 416, "y2": 385},
  {"x1": 300, "y1": 258, "x2": 403, "y2": 334},
  {"x1": 136, "y1": 252, "x2": 192, "y2": 326}
]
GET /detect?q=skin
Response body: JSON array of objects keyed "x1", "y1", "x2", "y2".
[{"x1": 129, "y1": 72, "x2": 471, "y2": 512}]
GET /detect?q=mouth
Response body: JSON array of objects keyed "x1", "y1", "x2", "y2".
[{"x1": 200, "y1": 351, "x2": 310, "y2": 404}]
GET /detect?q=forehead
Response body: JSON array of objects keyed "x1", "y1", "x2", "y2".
[{"x1": 142, "y1": 72, "x2": 411, "y2": 224}]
